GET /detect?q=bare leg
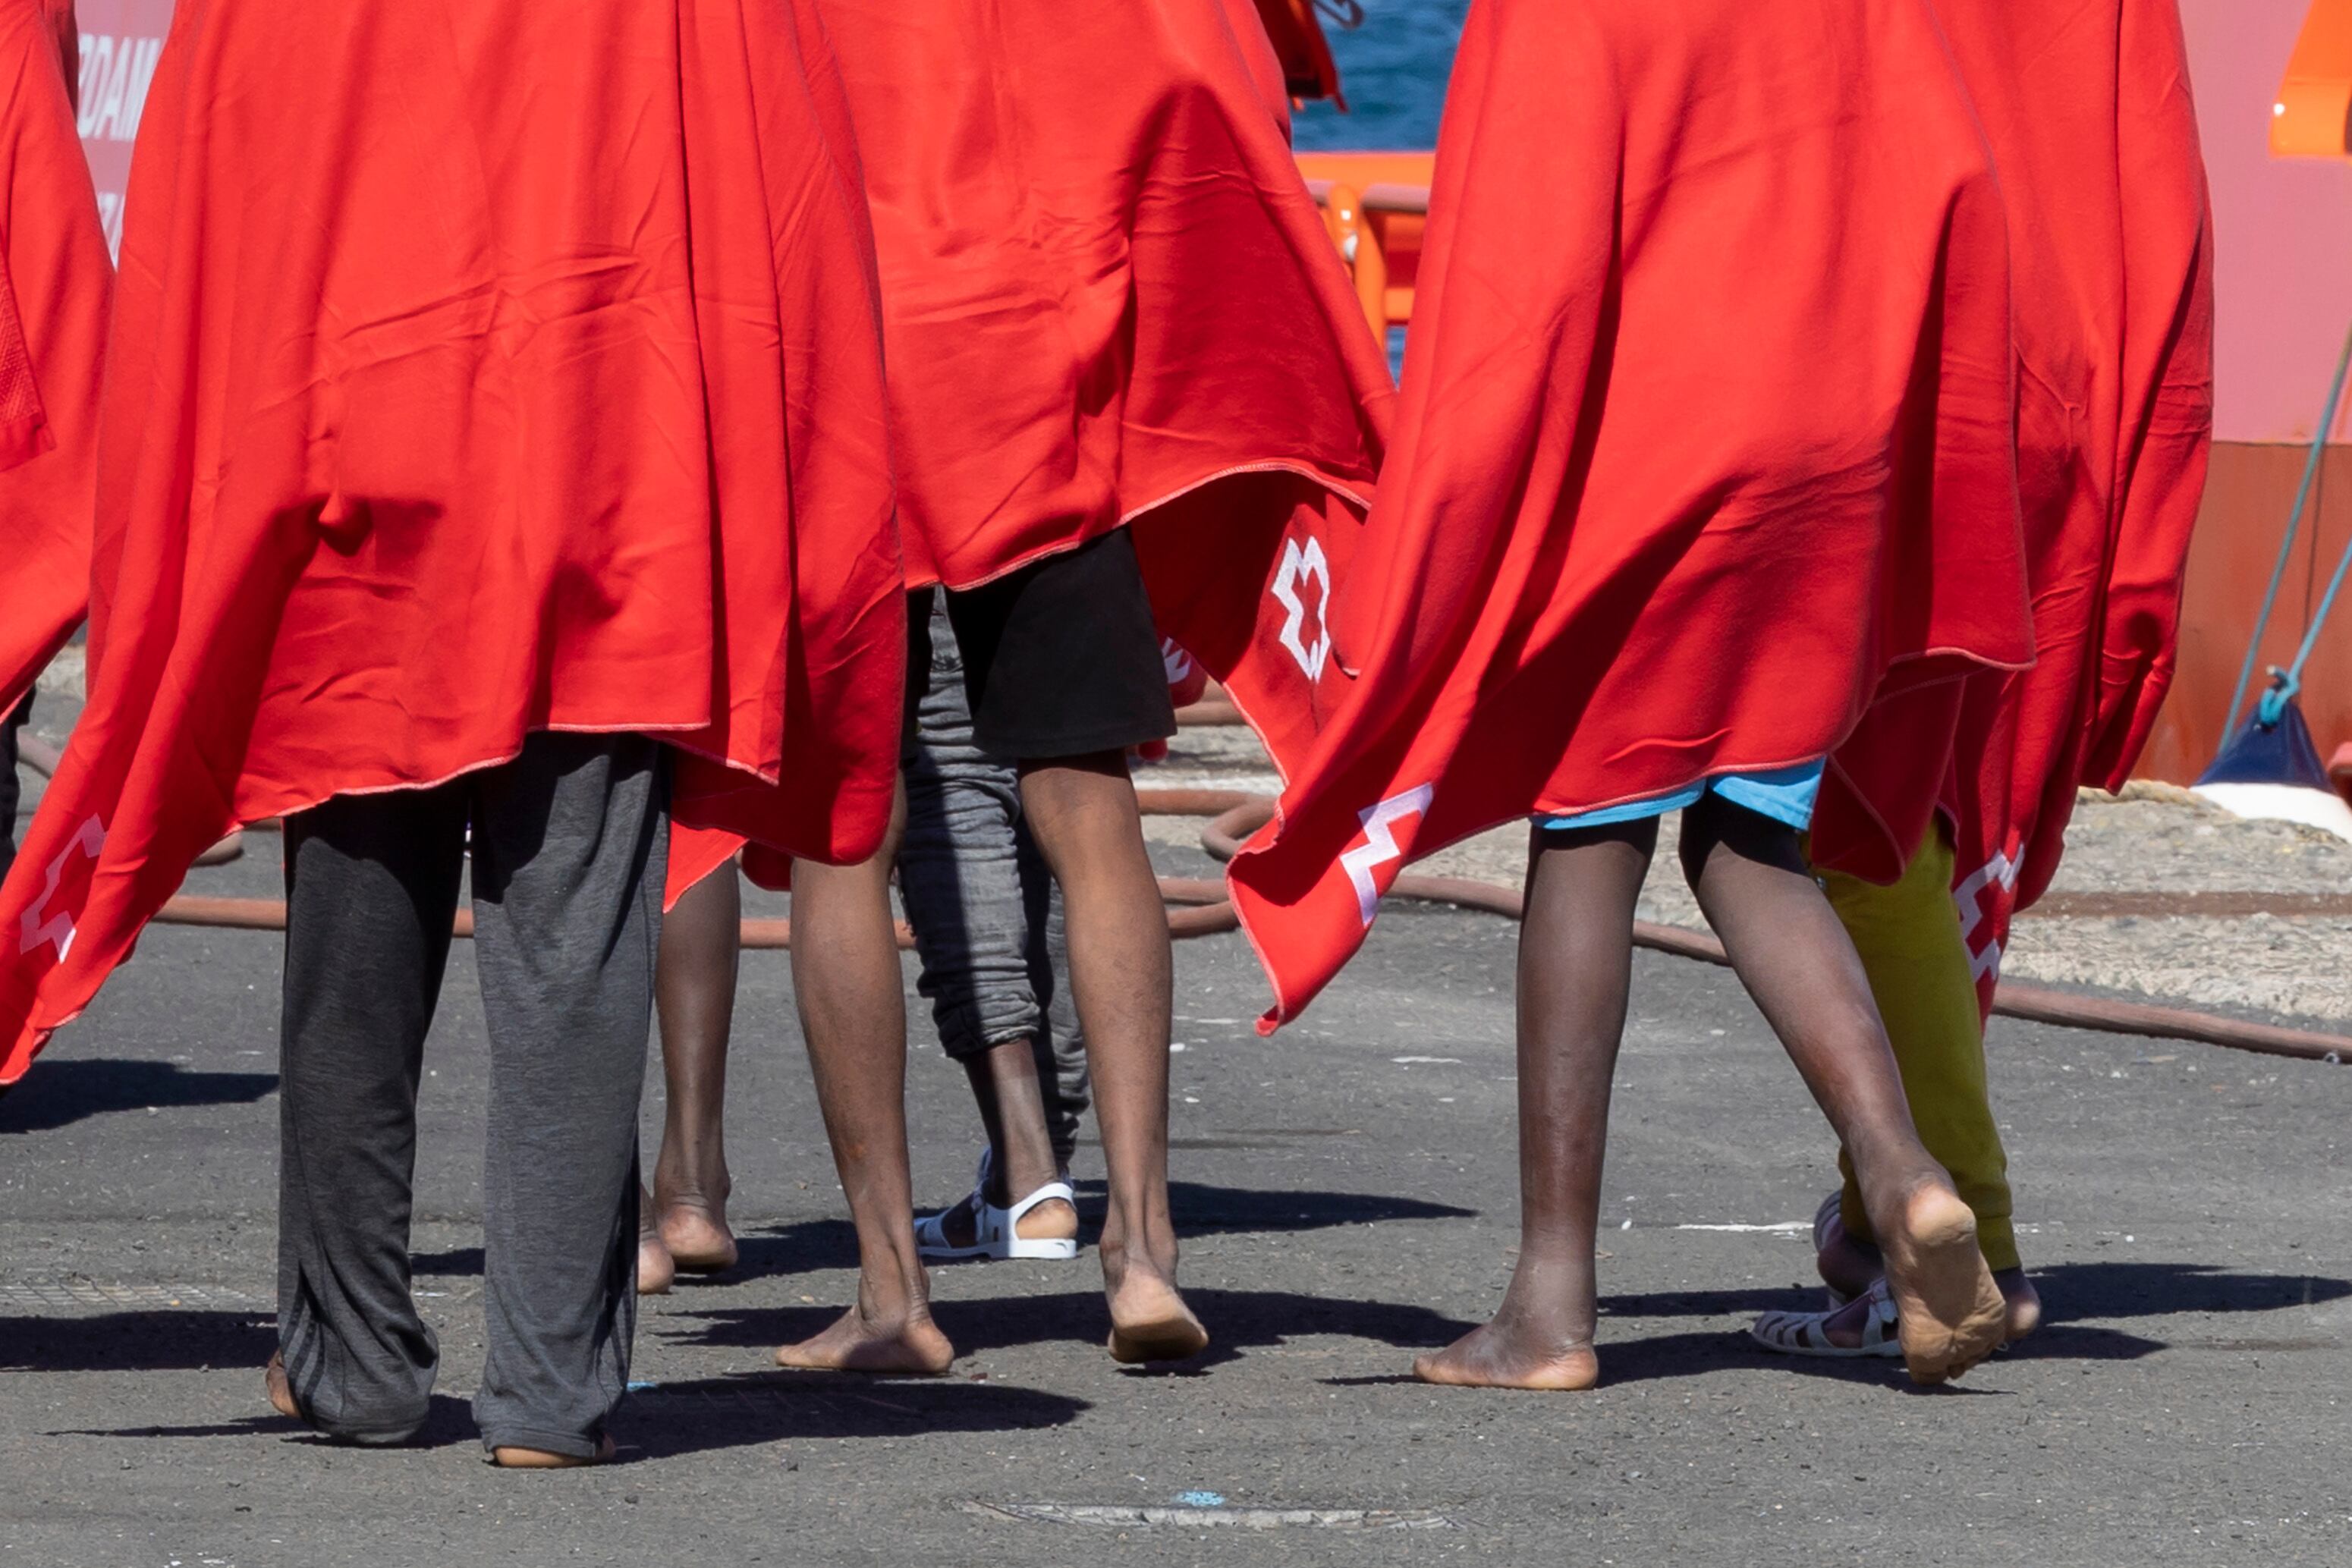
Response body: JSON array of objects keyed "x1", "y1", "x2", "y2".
[
  {"x1": 1416, "y1": 820, "x2": 1653, "y2": 1390},
  {"x1": 1018, "y1": 753, "x2": 1204, "y2": 1363},
  {"x1": 775, "y1": 819, "x2": 954, "y2": 1375},
  {"x1": 1679, "y1": 797, "x2": 2005, "y2": 1384},
  {"x1": 647, "y1": 866, "x2": 742, "y2": 1274},
  {"x1": 929, "y1": 1040, "x2": 1081, "y2": 1249}
]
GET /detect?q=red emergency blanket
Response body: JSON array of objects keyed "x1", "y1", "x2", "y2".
[
  {"x1": 0, "y1": 0, "x2": 902, "y2": 1082},
  {"x1": 1825, "y1": 0, "x2": 2214, "y2": 1001},
  {"x1": 0, "y1": 0, "x2": 107, "y2": 709},
  {"x1": 819, "y1": 0, "x2": 1387, "y2": 593},
  {"x1": 1228, "y1": 0, "x2": 2035, "y2": 1027},
  {"x1": 666, "y1": 0, "x2": 1396, "y2": 897}
]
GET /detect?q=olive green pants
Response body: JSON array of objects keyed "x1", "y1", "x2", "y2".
[{"x1": 1816, "y1": 822, "x2": 2020, "y2": 1274}]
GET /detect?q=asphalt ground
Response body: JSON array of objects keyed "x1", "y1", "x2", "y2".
[{"x1": 2, "y1": 806, "x2": 2349, "y2": 1567}]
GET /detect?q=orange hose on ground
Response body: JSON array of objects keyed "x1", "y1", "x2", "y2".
[
  {"x1": 1191, "y1": 800, "x2": 2352, "y2": 1064},
  {"x1": 68, "y1": 781, "x2": 2352, "y2": 1063}
]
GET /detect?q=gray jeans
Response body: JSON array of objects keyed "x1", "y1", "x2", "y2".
[
  {"x1": 898, "y1": 595, "x2": 1090, "y2": 1165},
  {"x1": 277, "y1": 731, "x2": 665, "y2": 1455}
]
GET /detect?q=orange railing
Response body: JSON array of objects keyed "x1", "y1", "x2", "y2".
[{"x1": 1295, "y1": 152, "x2": 1435, "y2": 339}]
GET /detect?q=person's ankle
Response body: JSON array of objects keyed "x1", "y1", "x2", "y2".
[
  {"x1": 656, "y1": 1175, "x2": 729, "y2": 1214},
  {"x1": 990, "y1": 1146, "x2": 1063, "y2": 1207},
  {"x1": 856, "y1": 1258, "x2": 934, "y2": 1324}
]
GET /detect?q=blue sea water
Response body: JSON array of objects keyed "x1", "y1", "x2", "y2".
[
  {"x1": 1291, "y1": 0, "x2": 1471, "y2": 152},
  {"x1": 1288, "y1": 2, "x2": 1469, "y2": 371}
]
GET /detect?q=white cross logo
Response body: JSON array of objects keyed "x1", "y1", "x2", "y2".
[
  {"x1": 1161, "y1": 638, "x2": 1196, "y2": 687},
  {"x1": 20, "y1": 814, "x2": 106, "y2": 961},
  {"x1": 1339, "y1": 784, "x2": 1434, "y2": 926},
  {"x1": 1270, "y1": 536, "x2": 1332, "y2": 682},
  {"x1": 1951, "y1": 847, "x2": 2020, "y2": 984}
]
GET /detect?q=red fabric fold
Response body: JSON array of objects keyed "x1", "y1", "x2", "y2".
[
  {"x1": 681, "y1": 0, "x2": 1398, "y2": 893},
  {"x1": 0, "y1": 0, "x2": 107, "y2": 710},
  {"x1": 818, "y1": 0, "x2": 1390, "y2": 596},
  {"x1": 1815, "y1": 0, "x2": 2215, "y2": 1004},
  {"x1": 0, "y1": 0, "x2": 902, "y2": 1082},
  {"x1": 1228, "y1": 0, "x2": 2034, "y2": 1029}
]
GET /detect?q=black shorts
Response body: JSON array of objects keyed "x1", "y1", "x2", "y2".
[{"x1": 909, "y1": 527, "x2": 1176, "y2": 760}]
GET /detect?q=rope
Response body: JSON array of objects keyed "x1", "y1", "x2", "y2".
[
  {"x1": 2260, "y1": 502, "x2": 2352, "y2": 724},
  {"x1": 2227, "y1": 316, "x2": 2352, "y2": 734}
]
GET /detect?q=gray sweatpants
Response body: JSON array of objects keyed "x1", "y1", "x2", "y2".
[
  {"x1": 898, "y1": 595, "x2": 1090, "y2": 1165},
  {"x1": 277, "y1": 731, "x2": 665, "y2": 1456}
]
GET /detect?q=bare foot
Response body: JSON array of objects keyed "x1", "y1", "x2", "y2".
[
  {"x1": 1995, "y1": 1268, "x2": 2041, "y2": 1341},
  {"x1": 1100, "y1": 1243, "x2": 1208, "y2": 1364},
  {"x1": 265, "y1": 1353, "x2": 302, "y2": 1421},
  {"x1": 637, "y1": 1232, "x2": 675, "y2": 1296},
  {"x1": 1879, "y1": 1184, "x2": 2007, "y2": 1385},
  {"x1": 264, "y1": 1352, "x2": 423, "y2": 1445},
  {"x1": 657, "y1": 1200, "x2": 737, "y2": 1274},
  {"x1": 775, "y1": 1305, "x2": 954, "y2": 1375},
  {"x1": 637, "y1": 1186, "x2": 674, "y2": 1296},
  {"x1": 1413, "y1": 1315, "x2": 1599, "y2": 1390},
  {"x1": 492, "y1": 1435, "x2": 617, "y2": 1469}
]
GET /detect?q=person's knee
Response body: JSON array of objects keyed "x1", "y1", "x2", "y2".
[
  {"x1": 1018, "y1": 750, "x2": 1130, "y2": 806},
  {"x1": 1017, "y1": 752, "x2": 1141, "y2": 863}
]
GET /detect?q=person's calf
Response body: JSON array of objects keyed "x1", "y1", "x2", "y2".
[{"x1": 1018, "y1": 751, "x2": 1193, "y2": 1356}]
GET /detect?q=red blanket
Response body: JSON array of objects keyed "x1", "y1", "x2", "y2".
[
  {"x1": 819, "y1": 0, "x2": 1388, "y2": 593},
  {"x1": 0, "y1": 0, "x2": 107, "y2": 709},
  {"x1": 1820, "y1": 0, "x2": 2213, "y2": 998},
  {"x1": 669, "y1": 0, "x2": 1397, "y2": 896},
  {"x1": 0, "y1": 0, "x2": 903, "y2": 1083},
  {"x1": 1228, "y1": 0, "x2": 2035, "y2": 1028}
]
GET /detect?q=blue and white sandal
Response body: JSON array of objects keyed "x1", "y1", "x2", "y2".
[{"x1": 914, "y1": 1152, "x2": 1080, "y2": 1262}]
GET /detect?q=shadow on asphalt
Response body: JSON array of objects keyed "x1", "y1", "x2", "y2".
[
  {"x1": 1319, "y1": 1324, "x2": 2167, "y2": 1393},
  {"x1": 1598, "y1": 1262, "x2": 2350, "y2": 1328},
  {"x1": 43, "y1": 1378, "x2": 1088, "y2": 1457},
  {"x1": 2027, "y1": 1260, "x2": 2351, "y2": 1320},
  {"x1": 0, "y1": 1058, "x2": 277, "y2": 1135},
  {"x1": 49, "y1": 1393, "x2": 478, "y2": 1448},
  {"x1": 1515, "y1": 1261, "x2": 2352, "y2": 1387},
  {"x1": 0, "y1": 1310, "x2": 275, "y2": 1372},
  {"x1": 621, "y1": 1374, "x2": 1090, "y2": 1458},
  {"x1": 410, "y1": 1179, "x2": 1480, "y2": 1282},
  {"x1": 43, "y1": 1376, "x2": 1086, "y2": 1457},
  {"x1": 664, "y1": 1286, "x2": 1479, "y2": 1370}
]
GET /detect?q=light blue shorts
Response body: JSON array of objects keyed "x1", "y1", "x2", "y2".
[{"x1": 1535, "y1": 762, "x2": 1826, "y2": 834}]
